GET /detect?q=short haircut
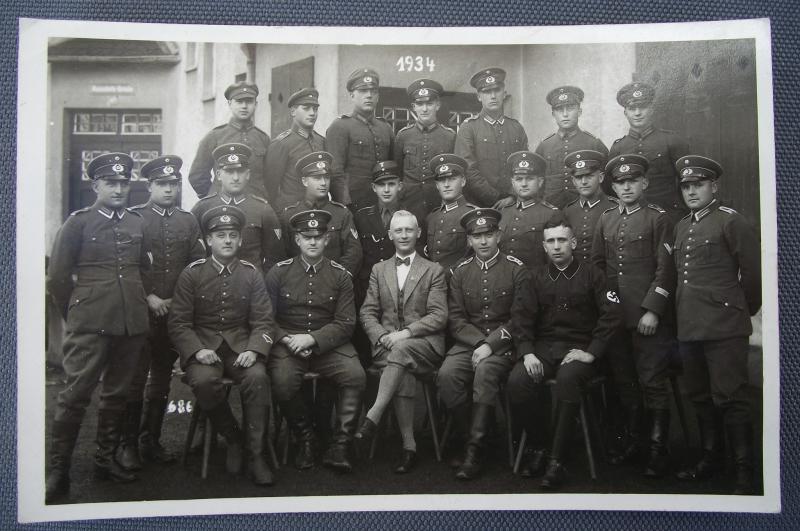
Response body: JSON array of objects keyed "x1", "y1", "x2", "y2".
[
  {"x1": 543, "y1": 218, "x2": 574, "y2": 235},
  {"x1": 389, "y1": 210, "x2": 419, "y2": 229}
]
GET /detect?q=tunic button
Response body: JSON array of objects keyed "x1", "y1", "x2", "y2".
[{"x1": 684, "y1": 279, "x2": 688, "y2": 284}]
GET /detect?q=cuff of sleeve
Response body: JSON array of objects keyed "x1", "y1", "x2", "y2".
[
  {"x1": 642, "y1": 291, "x2": 667, "y2": 316},
  {"x1": 586, "y1": 339, "x2": 607, "y2": 359}
]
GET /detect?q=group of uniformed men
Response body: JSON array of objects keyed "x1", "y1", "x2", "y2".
[{"x1": 45, "y1": 64, "x2": 762, "y2": 503}]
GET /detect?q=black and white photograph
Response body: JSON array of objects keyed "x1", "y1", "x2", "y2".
[{"x1": 16, "y1": 17, "x2": 778, "y2": 522}]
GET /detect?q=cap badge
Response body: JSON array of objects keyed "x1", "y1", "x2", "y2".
[
  {"x1": 228, "y1": 154, "x2": 239, "y2": 163},
  {"x1": 439, "y1": 164, "x2": 449, "y2": 173},
  {"x1": 364, "y1": 76, "x2": 373, "y2": 83},
  {"x1": 316, "y1": 161, "x2": 326, "y2": 169},
  {"x1": 220, "y1": 215, "x2": 231, "y2": 223},
  {"x1": 486, "y1": 76, "x2": 495, "y2": 84},
  {"x1": 519, "y1": 160, "x2": 529, "y2": 168},
  {"x1": 420, "y1": 81, "x2": 425, "y2": 85},
  {"x1": 620, "y1": 164, "x2": 630, "y2": 173},
  {"x1": 112, "y1": 164, "x2": 124, "y2": 173},
  {"x1": 418, "y1": 88, "x2": 429, "y2": 96},
  {"x1": 558, "y1": 93, "x2": 568, "y2": 101},
  {"x1": 477, "y1": 217, "x2": 487, "y2": 226},
  {"x1": 164, "y1": 166, "x2": 174, "y2": 174},
  {"x1": 632, "y1": 90, "x2": 643, "y2": 98},
  {"x1": 682, "y1": 168, "x2": 693, "y2": 175},
  {"x1": 575, "y1": 160, "x2": 586, "y2": 169},
  {"x1": 114, "y1": 156, "x2": 120, "y2": 161},
  {"x1": 308, "y1": 219, "x2": 319, "y2": 228}
]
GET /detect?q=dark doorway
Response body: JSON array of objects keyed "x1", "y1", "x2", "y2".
[{"x1": 270, "y1": 57, "x2": 315, "y2": 137}]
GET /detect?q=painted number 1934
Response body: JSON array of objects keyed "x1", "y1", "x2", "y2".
[{"x1": 396, "y1": 56, "x2": 436, "y2": 73}]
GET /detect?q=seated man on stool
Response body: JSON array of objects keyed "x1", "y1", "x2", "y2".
[
  {"x1": 356, "y1": 210, "x2": 448, "y2": 473},
  {"x1": 507, "y1": 219, "x2": 622, "y2": 490},
  {"x1": 437, "y1": 208, "x2": 530, "y2": 480},
  {"x1": 265, "y1": 210, "x2": 365, "y2": 473},
  {"x1": 168, "y1": 205, "x2": 276, "y2": 486}
]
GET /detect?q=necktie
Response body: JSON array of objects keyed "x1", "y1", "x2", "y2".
[{"x1": 395, "y1": 256, "x2": 410, "y2": 267}]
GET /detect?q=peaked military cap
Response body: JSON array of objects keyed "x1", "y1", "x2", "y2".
[
  {"x1": 213, "y1": 143, "x2": 252, "y2": 170},
  {"x1": 407, "y1": 78, "x2": 443, "y2": 103},
  {"x1": 429, "y1": 154, "x2": 468, "y2": 179},
  {"x1": 507, "y1": 151, "x2": 546, "y2": 176},
  {"x1": 347, "y1": 68, "x2": 379, "y2": 91},
  {"x1": 288, "y1": 87, "x2": 319, "y2": 107},
  {"x1": 141, "y1": 155, "x2": 182, "y2": 181},
  {"x1": 546, "y1": 86, "x2": 584, "y2": 108},
  {"x1": 372, "y1": 160, "x2": 401, "y2": 183},
  {"x1": 460, "y1": 208, "x2": 501, "y2": 235},
  {"x1": 565, "y1": 150, "x2": 606, "y2": 177},
  {"x1": 289, "y1": 209, "x2": 331, "y2": 236},
  {"x1": 296, "y1": 151, "x2": 334, "y2": 177},
  {"x1": 202, "y1": 204, "x2": 246, "y2": 232},
  {"x1": 605, "y1": 154, "x2": 649, "y2": 181},
  {"x1": 224, "y1": 81, "x2": 259, "y2": 100},
  {"x1": 87, "y1": 152, "x2": 133, "y2": 181},
  {"x1": 616, "y1": 82, "x2": 655, "y2": 107},
  {"x1": 676, "y1": 155, "x2": 723, "y2": 183},
  {"x1": 470, "y1": 67, "x2": 506, "y2": 92}
]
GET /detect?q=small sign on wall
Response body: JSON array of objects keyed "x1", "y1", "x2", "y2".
[{"x1": 90, "y1": 84, "x2": 134, "y2": 95}]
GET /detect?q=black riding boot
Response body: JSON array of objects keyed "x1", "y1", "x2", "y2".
[
  {"x1": 455, "y1": 403, "x2": 493, "y2": 480},
  {"x1": 514, "y1": 399, "x2": 549, "y2": 478},
  {"x1": 280, "y1": 395, "x2": 316, "y2": 470},
  {"x1": 139, "y1": 398, "x2": 177, "y2": 464},
  {"x1": 45, "y1": 419, "x2": 81, "y2": 503},
  {"x1": 322, "y1": 386, "x2": 362, "y2": 472},
  {"x1": 728, "y1": 423, "x2": 755, "y2": 495},
  {"x1": 609, "y1": 400, "x2": 644, "y2": 466},
  {"x1": 116, "y1": 401, "x2": 144, "y2": 471},
  {"x1": 541, "y1": 401, "x2": 579, "y2": 490},
  {"x1": 447, "y1": 402, "x2": 473, "y2": 469},
  {"x1": 94, "y1": 409, "x2": 138, "y2": 483},
  {"x1": 644, "y1": 408, "x2": 671, "y2": 478},
  {"x1": 242, "y1": 402, "x2": 273, "y2": 486},
  {"x1": 205, "y1": 401, "x2": 243, "y2": 474},
  {"x1": 676, "y1": 408, "x2": 723, "y2": 481}
]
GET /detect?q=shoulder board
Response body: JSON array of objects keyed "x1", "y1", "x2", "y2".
[
  {"x1": 430, "y1": 205, "x2": 444, "y2": 213},
  {"x1": 282, "y1": 201, "x2": 302, "y2": 213},
  {"x1": 188, "y1": 258, "x2": 207, "y2": 268},
  {"x1": 69, "y1": 206, "x2": 92, "y2": 217},
  {"x1": 541, "y1": 200, "x2": 559, "y2": 210},
  {"x1": 506, "y1": 255, "x2": 524, "y2": 266},
  {"x1": 212, "y1": 123, "x2": 228, "y2": 131},
  {"x1": 374, "y1": 116, "x2": 389, "y2": 123},
  {"x1": 397, "y1": 124, "x2": 415, "y2": 134},
  {"x1": 681, "y1": 212, "x2": 692, "y2": 221},
  {"x1": 330, "y1": 260, "x2": 352, "y2": 276},
  {"x1": 647, "y1": 204, "x2": 666, "y2": 213},
  {"x1": 718, "y1": 206, "x2": 738, "y2": 215},
  {"x1": 197, "y1": 192, "x2": 218, "y2": 202},
  {"x1": 356, "y1": 205, "x2": 377, "y2": 214},
  {"x1": 607, "y1": 196, "x2": 620, "y2": 204},
  {"x1": 564, "y1": 197, "x2": 579, "y2": 208},
  {"x1": 442, "y1": 125, "x2": 456, "y2": 134},
  {"x1": 129, "y1": 203, "x2": 147, "y2": 210},
  {"x1": 540, "y1": 132, "x2": 556, "y2": 143},
  {"x1": 239, "y1": 260, "x2": 257, "y2": 270},
  {"x1": 461, "y1": 115, "x2": 479, "y2": 124},
  {"x1": 582, "y1": 129, "x2": 600, "y2": 139},
  {"x1": 601, "y1": 205, "x2": 618, "y2": 215},
  {"x1": 659, "y1": 128, "x2": 678, "y2": 135},
  {"x1": 250, "y1": 194, "x2": 270, "y2": 205},
  {"x1": 612, "y1": 137, "x2": 624, "y2": 144},
  {"x1": 276, "y1": 258, "x2": 294, "y2": 267},
  {"x1": 174, "y1": 206, "x2": 191, "y2": 213},
  {"x1": 340, "y1": 114, "x2": 352, "y2": 119},
  {"x1": 253, "y1": 125, "x2": 269, "y2": 136},
  {"x1": 275, "y1": 129, "x2": 292, "y2": 141},
  {"x1": 125, "y1": 208, "x2": 143, "y2": 217},
  {"x1": 329, "y1": 200, "x2": 347, "y2": 209},
  {"x1": 464, "y1": 203, "x2": 478, "y2": 209},
  {"x1": 455, "y1": 256, "x2": 474, "y2": 269}
]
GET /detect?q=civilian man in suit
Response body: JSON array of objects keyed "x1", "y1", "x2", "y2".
[{"x1": 355, "y1": 211, "x2": 448, "y2": 473}]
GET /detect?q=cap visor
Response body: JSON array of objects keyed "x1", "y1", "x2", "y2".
[
  {"x1": 467, "y1": 226, "x2": 497, "y2": 235},
  {"x1": 297, "y1": 229, "x2": 326, "y2": 237}
]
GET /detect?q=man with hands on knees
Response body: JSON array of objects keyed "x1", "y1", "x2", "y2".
[
  {"x1": 507, "y1": 219, "x2": 622, "y2": 490},
  {"x1": 436, "y1": 208, "x2": 530, "y2": 480},
  {"x1": 168, "y1": 205, "x2": 276, "y2": 486}
]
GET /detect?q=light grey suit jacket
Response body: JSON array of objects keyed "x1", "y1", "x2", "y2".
[{"x1": 359, "y1": 254, "x2": 448, "y2": 354}]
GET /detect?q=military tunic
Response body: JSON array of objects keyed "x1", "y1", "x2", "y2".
[
  {"x1": 499, "y1": 199, "x2": 564, "y2": 271},
  {"x1": 47, "y1": 204, "x2": 150, "y2": 421},
  {"x1": 191, "y1": 193, "x2": 285, "y2": 272},
  {"x1": 127, "y1": 202, "x2": 206, "y2": 400},
  {"x1": 264, "y1": 124, "x2": 326, "y2": 211},
  {"x1": 437, "y1": 253, "x2": 529, "y2": 408},
  {"x1": 353, "y1": 204, "x2": 395, "y2": 305},
  {"x1": 187, "y1": 119, "x2": 271, "y2": 199},
  {"x1": 326, "y1": 113, "x2": 394, "y2": 210},
  {"x1": 281, "y1": 198, "x2": 363, "y2": 277},
  {"x1": 609, "y1": 127, "x2": 689, "y2": 221},
  {"x1": 168, "y1": 256, "x2": 275, "y2": 409},
  {"x1": 535, "y1": 129, "x2": 608, "y2": 209},
  {"x1": 425, "y1": 196, "x2": 475, "y2": 274},
  {"x1": 563, "y1": 195, "x2": 618, "y2": 264},
  {"x1": 455, "y1": 111, "x2": 528, "y2": 207},
  {"x1": 394, "y1": 121, "x2": 456, "y2": 218},
  {"x1": 674, "y1": 200, "x2": 761, "y2": 424},
  {"x1": 265, "y1": 257, "x2": 364, "y2": 402}
]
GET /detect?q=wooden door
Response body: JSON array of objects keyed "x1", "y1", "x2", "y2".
[{"x1": 270, "y1": 56, "x2": 315, "y2": 136}]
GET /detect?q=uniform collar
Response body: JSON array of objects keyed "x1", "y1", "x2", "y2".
[
  {"x1": 228, "y1": 117, "x2": 254, "y2": 131},
  {"x1": 580, "y1": 197, "x2": 602, "y2": 209},
  {"x1": 518, "y1": 198, "x2": 537, "y2": 210},
  {"x1": 691, "y1": 199, "x2": 718, "y2": 222},
  {"x1": 292, "y1": 122, "x2": 311, "y2": 139},
  {"x1": 557, "y1": 127, "x2": 579, "y2": 140},
  {"x1": 220, "y1": 193, "x2": 247, "y2": 205},
  {"x1": 548, "y1": 257, "x2": 580, "y2": 280},
  {"x1": 628, "y1": 126, "x2": 655, "y2": 140},
  {"x1": 618, "y1": 200, "x2": 644, "y2": 215},
  {"x1": 379, "y1": 203, "x2": 397, "y2": 218},
  {"x1": 416, "y1": 121, "x2": 439, "y2": 132},
  {"x1": 210, "y1": 255, "x2": 238, "y2": 275},
  {"x1": 150, "y1": 202, "x2": 175, "y2": 217},
  {"x1": 97, "y1": 205, "x2": 126, "y2": 219},
  {"x1": 481, "y1": 111, "x2": 505, "y2": 126},
  {"x1": 350, "y1": 111, "x2": 375, "y2": 125},
  {"x1": 475, "y1": 250, "x2": 500, "y2": 271},
  {"x1": 443, "y1": 195, "x2": 464, "y2": 212},
  {"x1": 301, "y1": 256, "x2": 325, "y2": 274}
]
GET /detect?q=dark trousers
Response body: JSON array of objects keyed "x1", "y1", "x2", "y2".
[
  {"x1": 267, "y1": 343, "x2": 366, "y2": 402},
  {"x1": 437, "y1": 346, "x2": 515, "y2": 408},
  {"x1": 506, "y1": 342, "x2": 597, "y2": 405},
  {"x1": 55, "y1": 332, "x2": 147, "y2": 423},
  {"x1": 128, "y1": 319, "x2": 178, "y2": 401},
  {"x1": 680, "y1": 337, "x2": 751, "y2": 425},
  {"x1": 607, "y1": 326, "x2": 674, "y2": 410},
  {"x1": 184, "y1": 341, "x2": 270, "y2": 410}
]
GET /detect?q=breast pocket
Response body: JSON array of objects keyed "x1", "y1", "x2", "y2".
[
  {"x1": 403, "y1": 145, "x2": 420, "y2": 171},
  {"x1": 699, "y1": 238, "x2": 722, "y2": 264},
  {"x1": 493, "y1": 286, "x2": 513, "y2": 308},
  {"x1": 475, "y1": 136, "x2": 498, "y2": 160},
  {"x1": 628, "y1": 231, "x2": 653, "y2": 259},
  {"x1": 195, "y1": 292, "x2": 220, "y2": 312}
]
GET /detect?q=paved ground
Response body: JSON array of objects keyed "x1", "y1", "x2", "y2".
[{"x1": 43, "y1": 366, "x2": 764, "y2": 504}]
